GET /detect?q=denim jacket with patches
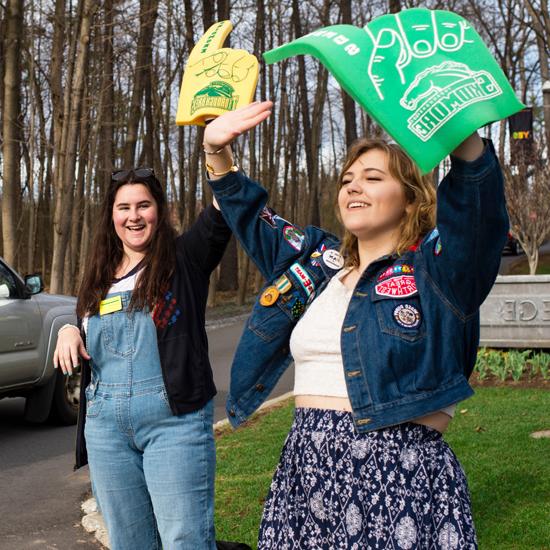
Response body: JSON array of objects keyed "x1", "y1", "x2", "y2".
[{"x1": 209, "y1": 140, "x2": 508, "y2": 433}]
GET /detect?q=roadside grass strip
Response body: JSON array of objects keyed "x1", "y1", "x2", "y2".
[{"x1": 214, "y1": 388, "x2": 550, "y2": 550}]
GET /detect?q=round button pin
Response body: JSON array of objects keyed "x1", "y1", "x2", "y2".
[
  {"x1": 393, "y1": 304, "x2": 421, "y2": 328},
  {"x1": 322, "y1": 249, "x2": 344, "y2": 270},
  {"x1": 260, "y1": 286, "x2": 280, "y2": 306}
]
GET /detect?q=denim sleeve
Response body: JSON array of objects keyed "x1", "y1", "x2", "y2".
[
  {"x1": 177, "y1": 204, "x2": 232, "y2": 275},
  {"x1": 420, "y1": 140, "x2": 510, "y2": 316},
  {"x1": 208, "y1": 171, "x2": 319, "y2": 280}
]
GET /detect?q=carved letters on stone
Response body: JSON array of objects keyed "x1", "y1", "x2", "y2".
[{"x1": 498, "y1": 299, "x2": 550, "y2": 323}]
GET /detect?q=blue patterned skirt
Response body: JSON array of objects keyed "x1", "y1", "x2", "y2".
[{"x1": 258, "y1": 408, "x2": 477, "y2": 549}]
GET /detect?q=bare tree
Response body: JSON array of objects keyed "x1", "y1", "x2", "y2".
[
  {"x1": 504, "y1": 157, "x2": 550, "y2": 274},
  {"x1": 50, "y1": 0, "x2": 97, "y2": 293},
  {"x1": 525, "y1": 0, "x2": 550, "y2": 152},
  {"x1": 339, "y1": 0, "x2": 357, "y2": 148},
  {"x1": 122, "y1": 0, "x2": 160, "y2": 168},
  {"x1": 2, "y1": 0, "x2": 23, "y2": 267}
]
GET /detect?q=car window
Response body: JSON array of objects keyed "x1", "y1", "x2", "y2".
[{"x1": 0, "y1": 264, "x2": 18, "y2": 299}]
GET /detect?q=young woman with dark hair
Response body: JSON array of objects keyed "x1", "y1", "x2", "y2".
[
  {"x1": 54, "y1": 168, "x2": 231, "y2": 549},
  {"x1": 200, "y1": 101, "x2": 508, "y2": 549}
]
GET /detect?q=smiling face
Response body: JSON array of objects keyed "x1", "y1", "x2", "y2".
[
  {"x1": 337, "y1": 148, "x2": 411, "y2": 243},
  {"x1": 112, "y1": 183, "x2": 158, "y2": 256}
]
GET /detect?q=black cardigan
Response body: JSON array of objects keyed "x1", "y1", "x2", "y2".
[{"x1": 75, "y1": 205, "x2": 232, "y2": 469}]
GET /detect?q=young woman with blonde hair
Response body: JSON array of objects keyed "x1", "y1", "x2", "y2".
[{"x1": 203, "y1": 100, "x2": 507, "y2": 549}]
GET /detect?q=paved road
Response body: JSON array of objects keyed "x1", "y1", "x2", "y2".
[{"x1": 0, "y1": 318, "x2": 293, "y2": 549}]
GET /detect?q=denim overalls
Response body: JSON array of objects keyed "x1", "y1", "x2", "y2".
[{"x1": 84, "y1": 290, "x2": 216, "y2": 550}]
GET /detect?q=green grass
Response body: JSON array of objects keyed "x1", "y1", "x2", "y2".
[{"x1": 214, "y1": 388, "x2": 550, "y2": 550}]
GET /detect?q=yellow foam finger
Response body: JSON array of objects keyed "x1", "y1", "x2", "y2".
[{"x1": 177, "y1": 21, "x2": 259, "y2": 126}]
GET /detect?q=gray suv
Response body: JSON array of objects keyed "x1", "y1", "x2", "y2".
[{"x1": 0, "y1": 257, "x2": 80, "y2": 424}]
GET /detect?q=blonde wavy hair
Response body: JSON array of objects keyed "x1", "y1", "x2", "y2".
[{"x1": 337, "y1": 138, "x2": 437, "y2": 268}]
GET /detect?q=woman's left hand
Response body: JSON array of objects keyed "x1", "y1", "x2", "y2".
[{"x1": 203, "y1": 100, "x2": 273, "y2": 151}]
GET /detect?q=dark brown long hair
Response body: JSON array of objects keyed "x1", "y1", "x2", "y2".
[
  {"x1": 336, "y1": 138, "x2": 437, "y2": 267},
  {"x1": 76, "y1": 170, "x2": 176, "y2": 317}
]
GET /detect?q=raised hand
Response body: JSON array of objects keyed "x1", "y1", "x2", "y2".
[{"x1": 203, "y1": 100, "x2": 273, "y2": 151}]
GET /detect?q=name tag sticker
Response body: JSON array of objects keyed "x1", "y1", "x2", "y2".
[{"x1": 99, "y1": 295, "x2": 123, "y2": 315}]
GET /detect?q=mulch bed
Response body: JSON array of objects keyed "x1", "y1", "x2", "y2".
[{"x1": 470, "y1": 372, "x2": 549, "y2": 390}]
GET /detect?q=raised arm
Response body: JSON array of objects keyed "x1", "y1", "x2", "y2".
[
  {"x1": 178, "y1": 204, "x2": 232, "y2": 276},
  {"x1": 202, "y1": 101, "x2": 273, "y2": 182},
  {"x1": 201, "y1": 101, "x2": 331, "y2": 280},
  {"x1": 421, "y1": 132, "x2": 509, "y2": 316}
]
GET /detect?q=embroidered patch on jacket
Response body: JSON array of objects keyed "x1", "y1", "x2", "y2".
[
  {"x1": 434, "y1": 237, "x2": 442, "y2": 256},
  {"x1": 153, "y1": 291, "x2": 181, "y2": 328},
  {"x1": 283, "y1": 225, "x2": 305, "y2": 251},
  {"x1": 259, "y1": 206, "x2": 277, "y2": 228},
  {"x1": 289, "y1": 262, "x2": 315, "y2": 297},
  {"x1": 375, "y1": 275, "x2": 417, "y2": 297},
  {"x1": 274, "y1": 274, "x2": 292, "y2": 294},
  {"x1": 291, "y1": 298, "x2": 305, "y2": 320},
  {"x1": 393, "y1": 303, "x2": 421, "y2": 328},
  {"x1": 309, "y1": 243, "x2": 327, "y2": 267},
  {"x1": 377, "y1": 264, "x2": 414, "y2": 281}
]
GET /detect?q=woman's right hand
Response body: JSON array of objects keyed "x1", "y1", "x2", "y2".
[
  {"x1": 53, "y1": 326, "x2": 91, "y2": 376},
  {"x1": 203, "y1": 100, "x2": 273, "y2": 151}
]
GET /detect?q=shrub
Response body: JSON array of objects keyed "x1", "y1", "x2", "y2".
[
  {"x1": 505, "y1": 350, "x2": 531, "y2": 382},
  {"x1": 474, "y1": 348, "x2": 549, "y2": 382},
  {"x1": 530, "y1": 352, "x2": 550, "y2": 380},
  {"x1": 474, "y1": 348, "x2": 490, "y2": 380},
  {"x1": 486, "y1": 349, "x2": 507, "y2": 381}
]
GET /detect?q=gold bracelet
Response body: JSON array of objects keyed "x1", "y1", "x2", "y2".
[
  {"x1": 205, "y1": 162, "x2": 239, "y2": 177},
  {"x1": 203, "y1": 144, "x2": 226, "y2": 155}
]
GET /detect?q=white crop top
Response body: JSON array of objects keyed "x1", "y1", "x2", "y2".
[
  {"x1": 291, "y1": 269, "x2": 457, "y2": 418},
  {"x1": 291, "y1": 269, "x2": 352, "y2": 398}
]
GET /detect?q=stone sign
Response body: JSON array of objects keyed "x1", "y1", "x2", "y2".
[{"x1": 480, "y1": 275, "x2": 550, "y2": 348}]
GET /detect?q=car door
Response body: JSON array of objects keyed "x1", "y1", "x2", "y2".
[{"x1": 0, "y1": 261, "x2": 43, "y2": 387}]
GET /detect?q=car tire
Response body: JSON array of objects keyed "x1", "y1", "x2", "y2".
[{"x1": 49, "y1": 367, "x2": 81, "y2": 425}]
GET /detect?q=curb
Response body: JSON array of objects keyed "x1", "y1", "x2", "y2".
[
  {"x1": 81, "y1": 391, "x2": 294, "y2": 548},
  {"x1": 206, "y1": 313, "x2": 249, "y2": 330}
]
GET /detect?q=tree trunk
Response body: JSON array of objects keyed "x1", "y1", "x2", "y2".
[
  {"x1": 122, "y1": 0, "x2": 159, "y2": 167},
  {"x1": 182, "y1": 0, "x2": 202, "y2": 228},
  {"x1": 340, "y1": 0, "x2": 357, "y2": 148},
  {"x1": 389, "y1": 0, "x2": 401, "y2": 13},
  {"x1": 1, "y1": 0, "x2": 23, "y2": 268},
  {"x1": 50, "y1": 0, "x2": 97, "y2": 294},
  {"x1": 526, "y1": 0, "x2": 550, "y2": 152},
  {"x1": 528, "y1": 248, "x2": 539, "y2": 275},
  {"x1": 97, "y1": 0, "x2": 114, "y2": 194}
]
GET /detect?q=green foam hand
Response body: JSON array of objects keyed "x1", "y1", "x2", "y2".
[{"x1": 263, "y1": 8, "x2": 524, "y2": 173}]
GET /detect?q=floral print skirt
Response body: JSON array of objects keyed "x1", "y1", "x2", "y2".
[{"x1": 258, "y1": 408, "x2": 477, "y2": 549}]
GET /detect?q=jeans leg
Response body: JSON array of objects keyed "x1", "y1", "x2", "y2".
[
  {"x1": 85, "y1": 396, "x2": 162, "y2": 550},
  {"x1": 142, "y1": 399, "x2": 216, "y2": 550}
]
